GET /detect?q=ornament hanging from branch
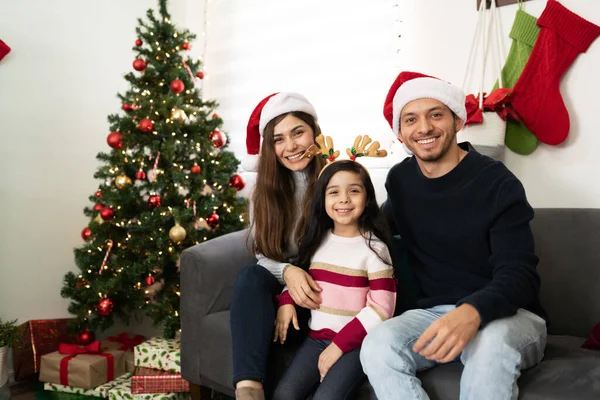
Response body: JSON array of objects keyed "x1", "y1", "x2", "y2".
[{"x1": 98, "y1": 240, "x2": 114, "y2": 275}]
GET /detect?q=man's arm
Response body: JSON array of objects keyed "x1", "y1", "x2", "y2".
[{"x1": 457, "y1": 177, "x2": 541, "y2": 326}]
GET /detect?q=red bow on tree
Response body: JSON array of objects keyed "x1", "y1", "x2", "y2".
[
  {"x1": 107, "y1": 333, "x2": 146, "y2": 351},
  {"x1": 465, "y1": 88, "x2": 521, "y2": 125},
  {"x1": 59, "y1": 341, "x2": 101, "y2": 355}
]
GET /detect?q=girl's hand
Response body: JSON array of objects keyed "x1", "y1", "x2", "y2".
[
  {"x1": 273, "y1": 304, "x2": 299, "y2": 344},
  {"x1": 318, "y1": 342, "x2": 343, "y2": 382},
  {"x1": 283, "y1": 265, "x2": 322, "y2": 309}
]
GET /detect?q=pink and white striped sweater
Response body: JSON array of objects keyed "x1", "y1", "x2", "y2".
[{"x1": 277, "y1": 231, "x2": 396, "y2": 353}]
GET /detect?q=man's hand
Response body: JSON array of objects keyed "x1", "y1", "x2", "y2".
[
  {"x1": 283, "y1": 265, "x2": 322, "y2": 309},
  {"x1": 413, "y1": 304, "x2": 481, "y2": 363},
  {"x1": 318, "y1": 342, "x2": 343, "y2": 382},
  {"x1": 273, "y1": 305, "x2": 299, "y2": 344}
]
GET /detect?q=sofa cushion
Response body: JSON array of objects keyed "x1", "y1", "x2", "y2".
[
  {"x1": 200, "y1": 311, "x2": 600, "y2": 399},
  {"x1": 419, "y1": 335, "x2": 600, "y2": 400}
]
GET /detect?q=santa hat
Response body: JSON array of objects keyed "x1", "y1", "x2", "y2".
[
  {"x1": 242, "y1": 92, "x2": 318, "y2": 171},
  {"x1": 383, "y1": 71, "x2": 466, "y2": 139}
]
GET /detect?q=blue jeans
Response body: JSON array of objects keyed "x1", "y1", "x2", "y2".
[
  {"x1": 273, "y1": 338, "x2": 365, "y2": 400},
  {"x1": 360, "y1": 305, "x2": 547, "y2": 400},
  {"x1": 230, "y1": 265, "x2": 308, "y2": 390}
]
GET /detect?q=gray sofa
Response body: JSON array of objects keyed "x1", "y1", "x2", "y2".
[{"x1": 180, "y1": 209, "x2": 600, "y2": 399}]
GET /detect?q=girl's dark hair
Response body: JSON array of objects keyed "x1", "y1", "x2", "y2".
[{"x1": 296, "y1": 160, "x2": 393, "y2": 270}]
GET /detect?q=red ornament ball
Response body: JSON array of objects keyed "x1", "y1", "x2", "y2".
[
  {"x1": 122, "y1": 103, "x2": 134, "y2": 112},
  {"x1": 209, "y1": 130, "x2": 227, "y2": 148},
  {"x1": 196, "y1": 71, "x2": 204, "y2": 79},
  {"x1": 139, "y1": 118, "x2": 153, "y2": 133},
  {"x1": 170, "y1": 79, "x2": 185, "y2": 94},
  {"x1": 95, "y1": 190, "x2": 102, "y2": 198},
  {"x1": 229, "y1": 174, "x2": 246, "y2": 191},
  {"x1": 212, "y1": 113, "x2": 219, "y2": 119},
  {"x1": 76, "y1": 329, "x2": 96, "y2": 346},
  {"x1": 133, "y1": 58, "x2": 146, "y2": 71},
  {"x1": 206, "y1": 212, "x2": 220, "y2": 228},
  {"x1": 100, "y1": 207, "x2": 115, "y2": 221},
  {"x1": 93, "y1": 203, "x2": 105, "y2": 212},
  {"x1": 182, "y1": 42, "x2": 190, "y2": 50},
  {"x1": 145, "y1": 275, "x2": 155, "y2": 286},
  {"x1": 81, "y1": 227, "x2": 92, "y2": 240},
  {"x1": 190, "y1": 164, "x2": 201, "y2": 175},
  {"x1": 148, "y1": 195, "x2": 161, "y2": 208},
  {"x1": 75, "y1": 279, "x2": 87, "y2": 289},
  {"x1": 97, "y1": 298, "x2": 114, "y2": 317},
  {"x1": 135, "y1": 170, "x2": 146, "y2": 180},
  {"x1": 135, "y1": 39, "x2": 143, "y2": 47},
  {"x1": 107, "y1": 132, "x2": 123, "y2": 149}
]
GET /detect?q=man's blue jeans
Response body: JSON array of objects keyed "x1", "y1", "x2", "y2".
[{"x1": 360, "y1": 305, "x2": 547, "y2": 400}]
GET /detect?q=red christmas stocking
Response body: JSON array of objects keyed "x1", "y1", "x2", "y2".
[{"x1": 511, "y1": 0, "x2": 600, "y2": 145}]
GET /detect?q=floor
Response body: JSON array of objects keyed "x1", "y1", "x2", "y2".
[{"x1": 4, "y1": 380, "x2": 39, "y2": 400}]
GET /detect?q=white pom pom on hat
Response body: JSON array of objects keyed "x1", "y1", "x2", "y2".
[{"x1": 243, "y1": 92, "x2": 318, "y2": 171}]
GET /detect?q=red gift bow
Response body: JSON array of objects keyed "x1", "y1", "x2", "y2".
[
  {"x1": 58, "y1": 341, "x2": 114, "y2": 386},
  {"x1": 108, "y1": 333, "x2": 146, "y2": 351},
  {"x1": 464, "y1": 88, "x2": 521, "y2": 125}
]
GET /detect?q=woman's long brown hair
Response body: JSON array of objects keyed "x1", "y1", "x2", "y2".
[{"x1": 250, "y1": 111, "x2": 326, "y2": 261}]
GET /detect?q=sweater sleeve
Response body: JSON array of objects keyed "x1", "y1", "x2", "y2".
[
  {"x1": 276, "y1": 287, "x2": 295, "y2": 307},
  {"x1": 255, "y1": 253, "x2": 288, "y2": 285},
  {"x1": 457, "y1": 177, "x2": 540, "y2": 326},
  {"x1": 333, "y1": 244, "x2": 397, "y2": 353}
]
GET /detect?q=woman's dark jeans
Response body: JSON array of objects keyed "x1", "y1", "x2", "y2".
[{"x1": 230, "y1": 264, "x2": 308, "y2": 394}]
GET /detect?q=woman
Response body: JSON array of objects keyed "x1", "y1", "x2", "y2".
[{"x1": 231, "y1": 92, "x2": 327, "y2": 400}]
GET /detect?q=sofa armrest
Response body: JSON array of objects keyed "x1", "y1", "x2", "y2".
[
  {"x1": 180, "y1": 229, "x2": 256, "y2": 319},
  {"x1": 180, "y1": 229, "x2": 257, "y2": 384}
]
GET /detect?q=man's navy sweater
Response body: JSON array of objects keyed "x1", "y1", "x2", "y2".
[{"x1": 382, "y1": 143, "x2": 545, "y2": 325}]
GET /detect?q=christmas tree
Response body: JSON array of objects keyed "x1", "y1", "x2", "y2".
[{"x1": 61, "y1": 0, "x2": 247, "y2": 340}]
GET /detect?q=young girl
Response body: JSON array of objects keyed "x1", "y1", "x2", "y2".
[{"x1": 273, "y1": 160, "x2": 397, "y2": 400}]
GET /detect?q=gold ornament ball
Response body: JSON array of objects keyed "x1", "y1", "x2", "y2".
[
  {"x1": 115, "y1": 174, "x2": 132, "y2": 189},
  {"x1": 169, "y1": 223, "x2": 187, "y2": 243},
  {"x1": 171, "y1": 108, "x2": 187, "y2": 123}
]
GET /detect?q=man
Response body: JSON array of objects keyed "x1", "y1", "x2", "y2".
[{"x1": 360, "y1": 71, "x2": 547, "y2": 400}]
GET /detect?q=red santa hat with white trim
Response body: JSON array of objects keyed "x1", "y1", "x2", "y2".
[
  {"x1": 242, "y1": 92, "x2": 318, "y2": 171},
  {"x1": 383, "y1": 71, "x2": 466, "y2": 151}
]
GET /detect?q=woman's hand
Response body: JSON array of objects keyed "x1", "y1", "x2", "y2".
[
  {"x1": 283, "y1": 265, "x2": 322, "y2": 309},
  {"x1": 273, "y1": 305, "x2": 299, "y2": 344},
  {"x1": 318, "y1": 342, "x2": 343, "y2": 382}
]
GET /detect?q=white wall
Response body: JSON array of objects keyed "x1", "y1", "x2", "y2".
[
  {"x1": 398, "y1": 0, "x2": 600, "y2": 207},
  {"x1": 0, "y1": 1, "x2": 206, "y2": 323}
]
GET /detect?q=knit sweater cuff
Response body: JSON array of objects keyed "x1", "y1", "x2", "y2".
[
  {"x1": 276, "y1": 290, "x2": 295, "y2": 307},
  {"x1": 510, "y1": 9, "x2": 539, "y2": 48},
  {"x1": 538, "y1": 0, "x2": 600, "y2": 53}
]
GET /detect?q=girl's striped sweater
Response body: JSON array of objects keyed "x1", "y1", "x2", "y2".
[{"x1": 277, "y1": 231, "x2": 396, "y2": 353}]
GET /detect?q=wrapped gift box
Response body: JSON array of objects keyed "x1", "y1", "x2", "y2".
[
  {"x1": 12, "y1": 318, "x2": 74, "y2": 381},
  {"x1": 44, "y1": 373, "x2": 132, "y2": 398},
  {"x1": 109, "y1": 379, "x2": 189, "y2": 400},
  {"x1": 131, "y1": 367, "x2": 189, "y2": 394},
  {"x1": 40, "y1": 342, "x2": 125, "y2": 390},
  {"x1": 134, "y1": 337, "x2": 180, "y2": 373},
  {"x1": 101, "y1": 333, "x2": 147, "y2": 373}
]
